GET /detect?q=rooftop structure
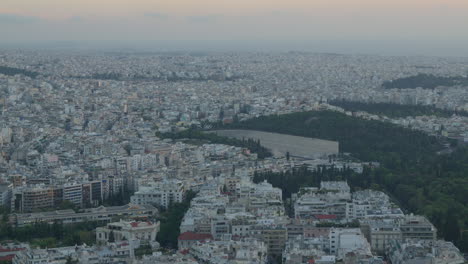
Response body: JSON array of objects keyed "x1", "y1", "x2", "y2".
[
  {"x1": 400, "y1": 215, "x2": 437, "y2": 241},
  {"x1": 10, "y1": 203, "x2": 157, "y2": 227},
  {"x1": 329, "y1": 228, "x2": 373, "y2": 261},
  {"x1": 387, "y1": 239, "x2": 465, "y2": 264},
  {"x1": 13, "y1": 242, "x2": 135, "y2": 264},
  {"x1": 96, "y1": 219, "x2": 160, "y2": 244},
  {"x1": 178, "y1": 232, "x2": 214, "y2": 250}
]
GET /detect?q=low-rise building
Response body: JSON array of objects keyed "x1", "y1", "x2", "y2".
[
  {"x1": 387, "y1": 239, "x2": 465, "y2": 264},
  {"x1": 11, "y1": 203, "x2": 157, "y2": 227},
  {"x1": 96, "y1": 219, "x2": 160, "y2": 244},
  {"x1": 0, "y1": 243, "x2": 27, "y2": 263},
  {"x1": 282, "y1": 235, "x2": 328, "y2": 264},
  {"x1": 190, "y1": 238, "x2": 267, "y2": 264},
  {"x1": 350, "y1": 190, "x2": 403, "y2": 219},
  {"x1": 137, "y1": 253, "x2": 199, "y2": 264},
  {"x1": 329, "y1": 228, "x2": 373, "y2": 261},
  {"x1": 400, "y1": 215, "x2": 437, "y2": 241},
  {"x1": 294, "y1": 185, "x2": 350, "y2": 221},
  {"x1": 360, "y1": 219, "x2": 402, "y2": 254},
  {"x1": 178, "y1": 232, "x2": 213, "y2": 250},
  {"x1": 13, "y1": 242, "x2": 134, "y2": 264}
]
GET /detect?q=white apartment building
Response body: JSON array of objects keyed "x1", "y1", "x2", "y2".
[
  {"x1": 130, "y1": 179, "x2": 186, "y2": 209},
  {"x1": 329, "y1": 228, "x2": 372, "y2": 260},
  {"x1": 294, "y1": 186, "x2": 350, "y2": 220},
  {"x1": 96, "y1": 219, "x2": 160, "y2": 244}
]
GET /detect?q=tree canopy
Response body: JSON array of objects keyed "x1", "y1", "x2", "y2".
[
  {"x1": 329, "y1": 100, "x2": 468, "y2": 118},
  {"x1": 382, "y1": 73, "x2": 468, "y2": 89},
  {"x1": 0, "y1": 220, "x2": 102, "y2": 248},
  {"x1": 159, "y1": 129, "x2": 273, "y2": 159},
  {"x1": 0, "y1": 65, "x2": 39, "y2": 78},
  {"x1": 156, "y1": 190, "x2": 197, "y2": 249}
]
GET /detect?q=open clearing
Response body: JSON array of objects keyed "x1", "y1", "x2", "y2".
[{"x1": 209, "y1": 130, "x2": 339, "y2": 159}]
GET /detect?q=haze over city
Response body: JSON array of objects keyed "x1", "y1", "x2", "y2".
[
  {"x1": 2, "y1": 0, "x2": 468, "y2": 55},
  {"x1": 1, "y1": 1, "x2": 468, "y2": 264}
]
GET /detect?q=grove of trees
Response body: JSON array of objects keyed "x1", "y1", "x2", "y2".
[
  {"x1": 382, "y1": 73, "x2": 468, "y2": 89},
  {"x1": 156, "y1": 190, "x2": 197, "y2": 249},
  {"x1": 329, "y1": 100, "x2": 468, "y2": 118},
  {"x1": 0, "y1": 65, "x2": 39, "y2": 78},
  {"x1": 0, "y1": 219, "x2": 102, "y2": 248},
  {"x1": 159, "y1": 129, "x2": 273, "y2": 159}
]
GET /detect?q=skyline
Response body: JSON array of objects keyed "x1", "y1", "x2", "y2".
[
  {"x1": 1, "y1": 2, "x2": 468, "y2": 260},
  {"x1": 1, "y1": 0, "x2": 468, "y2": 56}
]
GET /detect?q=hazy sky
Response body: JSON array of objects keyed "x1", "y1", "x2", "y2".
[{"x1": 1, "y1": 0, "x2": 468, "y2": 56}]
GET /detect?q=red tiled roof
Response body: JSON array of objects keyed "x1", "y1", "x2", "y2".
[
  {"x1": 179, "y1": 249, "x2": 190, "y2": 255},
  {"x1": 129, "y1": 221, "x2": 154, "y2": 228},
  {"x1": 178, "y1": 232, "x2": 213, "y2": 241},
  {"x1": 315, "y1": 214, "x2": 337, "y2": 220},
  {"x1": 0, "y1": 247, "x2": 25, "y2": 252},
  {"x1": 0, "y1": 254, "x2": 16, "y2": 261}
]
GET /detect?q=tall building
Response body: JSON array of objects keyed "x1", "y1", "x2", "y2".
[
  {"x1": 0, "y1": 184, "x2": 12, "y2": 207},
  {"x1": 63, "y1": 183, "x2": 83, "y2": 207},
  {"x1": 11, "y1": 181, "x2": 103, "y2": 212},
  {"x1": 11, "y1": 186, "x2": 54, "y2": 213}
]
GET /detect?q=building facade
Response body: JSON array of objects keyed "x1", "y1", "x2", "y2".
[{"x1": 96, "y1": 220, "x2": 160, "y2": 244}]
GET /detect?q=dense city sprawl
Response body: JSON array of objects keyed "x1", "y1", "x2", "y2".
[{"x1": 0, "y1": 51, "x2": 467, "y2": 263}]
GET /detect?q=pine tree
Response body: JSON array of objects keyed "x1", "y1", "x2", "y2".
[
  {"x1": 444, "y1": 209, "x2": 461, "y2": 243},
  {"x1": 108, "y1": 230, "x2": 115, "y2": 243}
]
